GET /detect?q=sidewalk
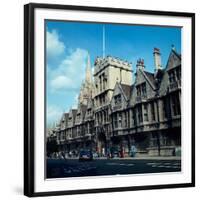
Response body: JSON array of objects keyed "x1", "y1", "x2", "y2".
[
  {"x1": 94, "y1": 156, "x2": 181, "y2": 161},
  {"x1": 56, "y1": 156, "x2": 181, "y2": 161}
]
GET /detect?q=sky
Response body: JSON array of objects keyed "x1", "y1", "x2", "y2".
[{"x1": 46, "y1": 20, "x2": 181, "y2": 127}]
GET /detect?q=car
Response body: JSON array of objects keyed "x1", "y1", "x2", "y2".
[
  {"x1": 110, "y1": 146, "x2": 120, "y2": 158},
  {"x1": 79, "y1": 149, "x2": 93, "y2": 161}
]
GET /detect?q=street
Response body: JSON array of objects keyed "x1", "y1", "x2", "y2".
[{"x1": 46, "y1": 158, "x2": 181, "y2": 178}]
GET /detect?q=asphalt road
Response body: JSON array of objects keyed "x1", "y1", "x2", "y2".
[{"x1": 46, "y1": 158, "x2": 181, "y2": 179}]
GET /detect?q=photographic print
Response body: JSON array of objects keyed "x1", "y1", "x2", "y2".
[
  {"x1": 46, "y1": 21, "x2": 182, "y2": 178},
  {"x1": 24, "y1": 3, "x2": 195, "y2": 197}
]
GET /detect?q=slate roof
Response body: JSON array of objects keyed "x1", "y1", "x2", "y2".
[
  {"x1": 142, "y1": 70, "x2": 156, "y2": 89},
  {"x1": 120, "y1": 83, "x2": 132, "y2": 99}
]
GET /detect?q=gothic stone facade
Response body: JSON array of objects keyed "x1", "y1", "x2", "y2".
[{"x1": 49, "y1": 47, "x2": 181, "y2": 157}]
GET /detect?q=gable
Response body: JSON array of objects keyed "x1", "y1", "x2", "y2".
[
  {"x1": 111, "y1": 82, "x2": 128, "y2": 111},
  {"x1": 85, "y1": 99, "x2": 93, "y2": 121},
  {"x1": 135, "y1": 69, "x2": 156, "y2": 90},
  {"x1": 75, "y1": 104, "x2": 87, "y2": 124},
  {"x1": 134, "y1": 69, "x2": 156, "y2": 99},
  {"x1": 158, "y1": 69, "x2": 169, "y2": 96},
  {"x1": 67, "y1": 109, "x2": 76, "y2": 127},
  {"x1": 166, "y1": 50, "x2": 181, "y2": 71},
  {"x1": 129, "y1": 84, "x2": 137, "y2": 106}
]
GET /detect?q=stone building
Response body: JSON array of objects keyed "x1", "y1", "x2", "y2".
[
  {"x1": 48, "y1": 47, "x2": 181, "y2": 157},
  {"x1": 93, "y1": 56, "x2": 133, "y2": 156}
]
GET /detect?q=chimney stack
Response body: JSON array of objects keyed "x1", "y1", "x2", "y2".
[
  {"x1": 136, "y1": 58, "x2": 145, "y2": 71},
  {"x1": 153, "y1": 47, "x2": 162, "y2": 71}
]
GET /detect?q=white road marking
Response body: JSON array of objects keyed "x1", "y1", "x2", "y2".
[
  {"x1": 146, "y1": 162, "x2": 181, "y2": 169},
  {"x1": 106, "y1": 162, "x2": 135, "y2": 166}
]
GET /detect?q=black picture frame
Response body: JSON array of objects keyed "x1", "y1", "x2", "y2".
[{"x1": 24, "y1": 3, "x2": 195, "y2": 197}]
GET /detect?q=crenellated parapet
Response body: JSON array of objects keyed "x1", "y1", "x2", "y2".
[{"x1": 94, "y1": 56, "x2": 132, "y2": 75}]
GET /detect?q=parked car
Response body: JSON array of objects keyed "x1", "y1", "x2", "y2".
[
  {"x1": 110, "y1": 146, "x2": 120, "y2": 158},
  {"x1": 79, "y1": 149, "x2": 93, "y2": 161}
]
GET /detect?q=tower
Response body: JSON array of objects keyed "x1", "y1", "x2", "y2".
[
  {"x1": 78, "y1": 53, "x2": 94, "y2": 105},
  {"x1": 85, "y1": 52, "x2": 92, "y2": 84},
  {"x1": 93, "y1": 55, "x2": 133, "y2": 155}
]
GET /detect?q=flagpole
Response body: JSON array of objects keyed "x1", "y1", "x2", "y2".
[{"x1": 103, "y1": 24, "x2": 105, "y2": 58}]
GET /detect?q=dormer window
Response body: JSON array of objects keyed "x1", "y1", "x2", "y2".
[
  {"x1": 136, "y1": 82, "x2": 146, "y2": 97},
  {"x1": 76, "y1": 113, "x2": 80, "y2": 120},
  {"x1": 114, "y1": 94, "x2": 122, "y2": 105},
  {"x1": 87, "y1": 108, "x2": 91, "y2": 115},
  {"x1": 141, "y1": 83, "x2": 147, "y2": 97},
  {"x1": 136, "y1": 85, "x2": 141, "y2": 96},
  {"x1": 168, "y1": 70, "x2": 176, "y2": 83}
]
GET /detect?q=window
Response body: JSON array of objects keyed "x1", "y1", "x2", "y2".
[
  {"x1": 132, "y1": 109, "x2": 136, "y2": 126},
  {"x1": 62, "y1": 132, "x2": 65, "y2": 140},
  {"x1": 102, "y1": 95, "x2": 105, "y2": 104},
  {"x1": 118, "y1": 113, "x2": 122, "y2": 127},
  {"x1": 171, "y1": 93, "x2": 181, "y2": 116},
  {"x1": 143, "y1": 104, "x2": 149, "y2": 121},
  {"x1": 176, "y1": 68, "x2": 181, "y2": 80},
  {"x1": 99, "y1": 75, "x2": 102, "y2": 91},
  {"x1": 124, "y1": 112, "x2": 128, "y2": 127},
  {"x1": 114, "y1": 94, "x2": 122, "y2": 105},
  {"x1": 102, "y1": 73, "x2": 105, "y2": 90},
  {"x1": 151, "y1": 102, "x2": 155, "y2": 121},
  {"x1": 136, "y1": 85, "x2": 141, "y2": 96},
  {"x1": 163, "y1": 98, "x2": 168, "y2": 119},
  {"x1": 136, "y1": 83, "x2": 146, "y2": 97},
  {"x1": 76, "y1": 113, "x2": 80, "y2": 121},
  {"x1": 100, "y1": 96, "x2": 102, "y2": 105},
  {"x1": 138, "y1": 105, "x2": 143, "y2": 123},
  {"x1": 169, "y1": 71, "x2": 176, "y2": 83},
  {"x1": 151, "y1": 133, "x2": 158, "y2": 147},
  {"x1": 141, "y1": 83, "x2": 147, "y2": 97},
  {"x1": 114, "y1": 114, "x2": 118, "y2": 128},
  {"x1": 162, "y1": 134, "x2": 171, "y2": 146},
  {"x1": 87, "y1": 108, "x2": 91, "y2": 116}
]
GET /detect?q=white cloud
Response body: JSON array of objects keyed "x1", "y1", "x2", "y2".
[
  {"x1": 49, "y1": 48, "x2": 87, "y2": 92},
  {"x1": 47, "y1": 29, "x2": 65, "y2": 60},
  {"x1": 50, "y1": 75, "x2": 73, "y2": 90},
  {"x1": 72, "y1": 93, "x2": 79, "y2": 109},
  {"x1": 47, "y1": 105, "x2": 63, "y2": 126}
]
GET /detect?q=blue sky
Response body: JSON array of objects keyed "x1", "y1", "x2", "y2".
[{"x1": 46, "y1": 20, "x2": 181, "y2": 127}]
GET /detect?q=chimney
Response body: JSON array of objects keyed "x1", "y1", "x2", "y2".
[
  {"x1": 136, "y1": 58, "x2": 145, "y2": 71},
  {"x1": 153, "y1": 47, "x2": 162, "y2": 71}
]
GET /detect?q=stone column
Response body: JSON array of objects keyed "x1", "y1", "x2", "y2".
[
  {"x1": 148, "y1": 103, "x2": 152, "y2": 123},
  {"x1": 158, "y1": 99, "x2": 164, "y2": 122}
]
